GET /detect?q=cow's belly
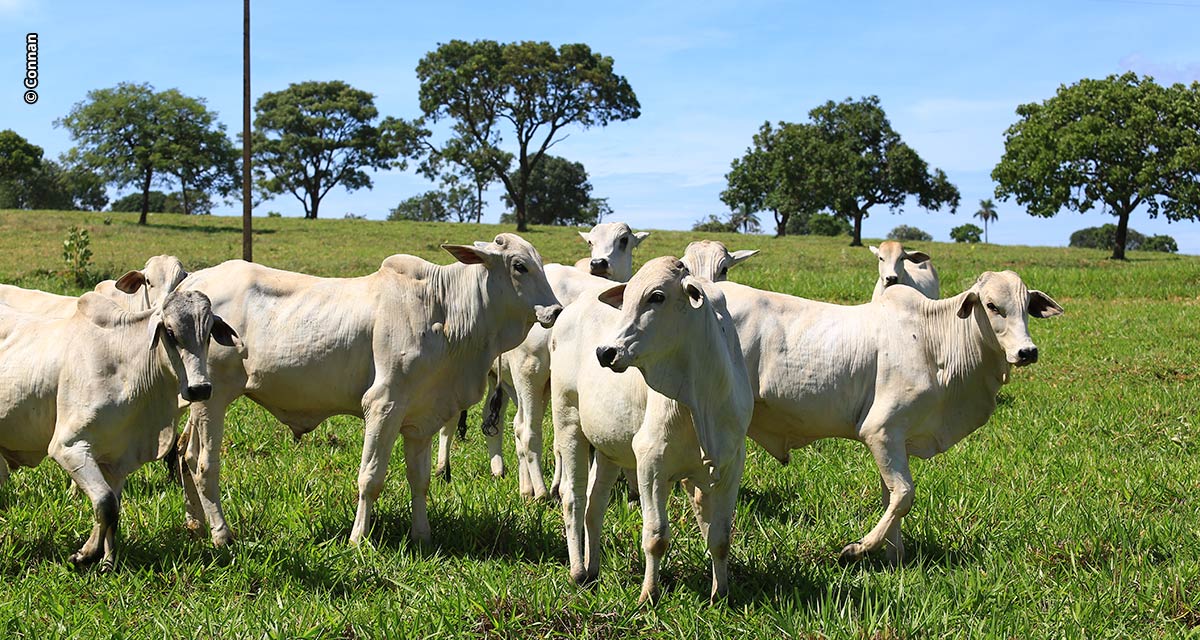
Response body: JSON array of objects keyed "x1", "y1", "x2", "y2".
[
  {"x1": 0, "y1": 397, "x2": 55, "y2": 469},
  {"x1": 576, "y1": 369, "x2": 646, "y2": 470}
]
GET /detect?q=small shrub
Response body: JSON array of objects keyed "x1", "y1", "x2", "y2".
[
  {"x1": 343, "y1": 212, "x2": 366, "y2": 220},
  {"x1": 951, "y1": 223, "x2": 983, "y2": 243},
  {"x1": 266, "y1": 211, "x2": 282, "y2": 218},
  {"x1": 62, "y1": 225, "x2": 93, "y2": 286},
  {"x1": 888, "y1": 225, "x2": 932, "y2": 242},
  {"x1": 1142, "y1": 234, "x2": 1178, "y2": 253},
  {"x1": 691, "y1": 214, "x2": 735, "y2": 233}
]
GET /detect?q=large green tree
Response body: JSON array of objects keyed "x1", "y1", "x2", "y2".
[
  {"x1": 809, "y1": 96, "x2": 960, "y2": 246},
  {"x1": 0, "y1": 129, "x2": 47, "y2": 208},
  {"x1": 500, "y1": 154, "x2": 605, "y2": 226},
  {"x1": 722, "y1": 121, "x2": 824, "y2": 237},
  {"x1": 253, "y1": 80, "x2": 424, "y2": 219},
  {"x1": 0, "y1": 131, "x2": 107, "y2": 210},
  {"x1": 416, "y1": 40, "x2": 639, "y2": 231},
  {"x1": 160, "y1": 90, "x2": 238, "y2": 215},
  {"x1": 993, "y1": 73, "x2": 1200, "y2": 260},
  {"x1": 57, "y1": 83, "x2": 232, "y2": 223}
]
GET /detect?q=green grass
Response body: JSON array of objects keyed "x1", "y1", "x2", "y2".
[{"x1": 0, "y1": 209, "x2": 1198, "y2": 638}]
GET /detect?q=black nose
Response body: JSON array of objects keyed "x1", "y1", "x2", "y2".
[
  {"x1": 1018, "y1": 347, "x2": 1038, "y2": 363},
  {"x1": 885, "y1": 275, "x2": 899, "y2": 285},
  {"x1": 590, "y1": 258, "x2": 609, "y2": 274},
  {"x1": 596, "y1": 346, "x2": 617, "y2": 368},
  {"x1": 186, "y1": 383, "x2": 212, "y2": 401},
  {"x1": 548, "y1": 306, "x2": 563, "y2": 323}
]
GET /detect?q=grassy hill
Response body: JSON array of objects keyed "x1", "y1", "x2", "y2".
[{"x1": 0, "y1": 209, "x2": 1198, "y2": 637}]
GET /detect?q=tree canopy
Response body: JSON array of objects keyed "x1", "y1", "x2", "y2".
[
  {"x1": 1069, "y1": 223, "x2": 1178, "y2": 253},
  {"x1": 951, "y1": 223, "x2": 983, "y2": 243},
  {"x1": 57, "y1": 83, "x2": 230, "y2": 223},
  {"x1": 253, "y1": 80, "x2": 425, "y2": 219},
  {"x1": 723, "y1": 97, "x2": 959, "y2": 244},
  {"x1": 416, "y1": 40, "x2": 639, "y2": 231},
  {"x1": 993, "y1": 72, "x2": 1200, "y2": 259},
  {"x1": 158, "y1": 90, "x2": 238, "y2": 215},
  {"x1": 0, "y1": 130, "x2": 107, "y2": 211},
  {"x1": 888, "y1": 225, "x2": 933, "y2": 242}
]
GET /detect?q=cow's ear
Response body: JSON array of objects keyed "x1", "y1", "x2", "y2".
[
  {"x1": 729, "y1": 249, "x2": 758, "y2": 266},
  {"x1": 115, "y1": 270, "x2": 147, "y2": 294},
  {"x1": 441, "y1": 243, "x2": 489, "y2": 265},
  {"x1": 632, "y1": 231, "x2": 650, "y2": 246},
  {"x1": 905, "y1": 251, "x2": 932, "y2": 264},
  {"x1": 147, "y1": 313, "x2": 163, "y2": 351},
  {"x1": 578, "y1": 231, "x2": 592, "y2": 244},
  {"x1": 211, "y1": 315, "x2": 242, "y2": 348},
  {"x1": 598, "y1": 284, "x2": 626, "y2": 309},
  {"x1": 869, "y1": 245, "x2": 880, "y2": 257},
  {"x1": 956, "y1": 290, "x2": 979, "y2": 319},
  {"x1": 1028, "y1": 290, "x2": 1064, "y2": 318},
  {"x1": 682, "y1": 276, "x2": 706, "y2": 309}
]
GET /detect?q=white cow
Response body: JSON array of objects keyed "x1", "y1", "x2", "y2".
[
  {"x1": 454, "y1": 239, "x2": 757, "y2": 501},
  {"x1": 870, "y1": 241, "x2": 938, "y2": 300},
  {"x1": 438, "y1": 222, "x2": 651, "y2": 488},
  {"x1": 0, "y1": 255, "x2": 190, "y2": 316},
  {"x1": 552, "y1": 257, "x2": 753, "y2": 603},
  {"x1": 573, "y1": 221, "x2": 650, "y2": 280},
  {"x1": 175, "y1": 234, "x2": 562, "y2": 546},
  {"x1": 721, "y1": 270, "x2": 1062, "y2": 564},
  {"x1": 0, "y1": 290, "x2": 239, "y2": 568}
]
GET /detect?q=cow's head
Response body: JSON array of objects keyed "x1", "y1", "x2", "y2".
[
  {"x1": 115, "y1": 255, "x2": 190, "y2": 310},
  {"x1": 594, "y1": 256, "x2": 710, "y2": 373},
  {"x1": 870, "y1": 241, "x2": 931, "y2": 289},
  {"x1": 956, "y1": 270, "x2": 1063, "y2": 367},
  {"x1": 682, "y1": 240, "x2": 757, "y2": 282},
  {"x1": 442, "y1": 233, "x2": 563, "y2": 328},
  {"x1": 149, "y1": 290, "x2": 240, "y2": 402},
  {"x1": 578, "y1": 222, "x2": 649, "y2": 281}
]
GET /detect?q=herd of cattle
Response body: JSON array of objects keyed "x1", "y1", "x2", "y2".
[{"x1": 0, "y1": 222, "x2": 1063, "y2": 603}]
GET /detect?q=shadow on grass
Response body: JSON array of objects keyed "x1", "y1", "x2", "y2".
[
  {"x1": 738, "y1": 486, "x2": 812, "y2": 525},
  {"x1": 146, "y1": 222, "x2": 277, "y2": 235}
]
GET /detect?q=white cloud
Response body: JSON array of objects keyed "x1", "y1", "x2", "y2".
[{"x1": 1119, "y1": 53, "x2": 1200, "y2": 84}]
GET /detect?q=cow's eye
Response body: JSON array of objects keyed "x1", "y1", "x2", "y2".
[
  {"x1": 513, "y1": 261, "x2": 528, "y2": 274},
  {"x1": 648, "y1": 291, "x2": 666, "y2": 304},
  {"x1": 619, "y1": 237, "x2": 629, "y2": 250},
  {"x1": 879, "y1": 256, "x2": 884, "y2": 261},
  {"x1": 986, "y1": 302, "x2": 999, "y2": 313}
]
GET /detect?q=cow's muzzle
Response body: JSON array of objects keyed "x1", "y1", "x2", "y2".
[
  {"x1": 596, "y1": 345, "x2": 628, "y2": 373},
  {"x1": 1014, "y1": 346, "x2": 1039, "y2": 367},
  {"x1": 183, "y1": 383, "x2": 213, "y2": 402},
  {"x1": 589, "y1": 258, "x2": 610, "y2": 277},
  {"x1": 535, "y1": 304, "x2": 563, "y2": 328}
]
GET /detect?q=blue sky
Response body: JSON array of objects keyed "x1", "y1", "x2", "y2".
[{"x1": 3, "y1": 0, "x2": 1199, "y2": 252}]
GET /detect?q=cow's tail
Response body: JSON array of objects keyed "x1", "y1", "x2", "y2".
[
  {"x1": 481, "y1": 386, "x2": 505, "y2": 437},
  {"x1": 456, "y1": 410, "x2": 469, "y2": 440}
]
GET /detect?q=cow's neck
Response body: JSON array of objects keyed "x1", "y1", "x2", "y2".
[
  {"x1": 921, "y1": 292, "x2": 1010, "y2": 395},
  {"x1": 429, "y1": 263, "x2": 525, "y2": 357}
]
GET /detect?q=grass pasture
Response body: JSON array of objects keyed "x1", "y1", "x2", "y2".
[{"x1": 0, "y1": 209, "x2": 1198, "y2": 638}]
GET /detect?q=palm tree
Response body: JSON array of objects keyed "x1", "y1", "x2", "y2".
[
  {"x1": 974, "y1": 198, "x2": 998, "y2": 243},
  {"x1": 730, "y1": 205, "x2": 761, "y2": 234}
]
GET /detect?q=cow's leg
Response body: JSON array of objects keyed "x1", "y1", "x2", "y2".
[
  {"x1": 637, "y1": 460, "x2": 672, "y2": 604},
  {"x1": 839, "y1": 435, "x2": 913, "y2": 564},
  {"x1": 553, "y1": 398, "x2": 590, "y2": 585},
  {"x1": 680, "y1": 478, "x2": 709, "y2": 539},
  {"x1": 623, "y1": 467, "x2": 640, "y2": 506},
  {"x1": 351, "y1": 386, "x2": 406, "y2": 545},
  {"x1": 513, "y1": 372, "x2": 550, "y2": 500},
  {"x1": 182, "y1": 399, "x2": 235, "y2": 546},
  {"x1": 698, "y1": 447, "x2": 746, "y2": 603},
  {"x1": 549, "y1": 448, "x2": 563, "y2": 502},
  {"x1": 177, "y1": 417, "x2": 205, "y2": 533},
  {"x1": 51, "y1": 443, "x2": 117, "y2": 568},
  {"x1": 583, "y1": 454, "x2": 622, "y2": 584},
  {"x1": 402, "y1": 432, "x2": 434, "y2": 544},
  {"x1": 0, "y1": 454, "x2": 9, "y2": 487},
  {"x1": 482, "y1": 366, "x2": 509, "y2": 478},
  {"x1": 879, "y1": 475, "x2": 904, "y2": 565},
  {"x1": 434, "y1": 421, "x2": 453, "y2": 484},
  {"x1": 486, "y1": 427, "x2": 506, "y2": 478}
]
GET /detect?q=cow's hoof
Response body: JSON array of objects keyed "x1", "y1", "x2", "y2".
[
  {"x1": 637, "y1": 587, "x2": 660, "y2": 606},
  {"x1": 838, "y1": 542, "x2": 866, "y2": 564},
  {"x1": 211, "y1": 527, "x2": 235, "y2": 547},
  {"x1": 571, "y1": 568, "x2": 599, "y2": 588},
  {"x1": 68, "y1": 550, "x2": 99, "y2": 567},
  {"x1": 184, "y1": 517, "x2": 203, "y2": 533}
]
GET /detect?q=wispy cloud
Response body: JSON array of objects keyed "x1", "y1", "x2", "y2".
[{"x1": 1119, "y1": 53, "x2": 1200, "y2": 84}]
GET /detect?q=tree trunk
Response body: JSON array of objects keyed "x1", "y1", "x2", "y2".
[
  {"x1": 180, "y1": 181, "x2": 191, "y2": 216},
  {"x1": 307, "y1": 198, "x2": 319, "y2": 219},
  {"x1": 475, "y1": 182, "x2": 484, "y2": 224},
  {"x1": 850, "y1": 210, "x2": 864, "y2": 246},
  {"x1": 1112, "y1": 209, "x2": 1130, "y2": 260},
  {"x1": 774, "y1": 211, "x2": 787, "y2": 237},
  {"x1": 138, "y1": 169, "x2": 153, "y2": 225}
]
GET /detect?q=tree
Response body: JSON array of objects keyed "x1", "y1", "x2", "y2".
[
  {"x1": 253, "y1": 80, "x2": 424, "y2": 219},
  {"x1": 389, "y1": 191, "x2": 450, "y2": 222},
  {"x1": 112, "y1": 191, "x2": 171, "y2": 213},
  {"x1": 1143, "y1": 235, "x2": 1179, "y2": 253},
  {"x1": 419, "y1": 128, "x2": 499, "y2": 223},
  {"x1": 993, "y1": 73, "x2": 1200, "y2": 260},
  {"x1": 500, "y1": 154, "x2": 605, "y2": 226},
  {"x1": 159, "y1": 90, "x2": 238, "y2": 215},
  {"x1": 888, "y1": 225, "x2": 933, "y2": 242},
  {"x1": 692, "y1": 214, "x2": 736, "y2": 233},
  {"x1": 0, "y1": 133, "x2": 107, "y2": 211},
  {"x1": 951, "y1": 223, "x2": 983, "y2": 243},
  {"x1": 723, "y1": 121, "x2": 824, "y2": 237},
  {"x1": 417, "y1": 40, "x2": 640, "y2": 232},
  {"x1": 809, "y1": 96, "x2": 960, "y2": 246},
  {"x1": 786, "y1": 211, "x2": 851, "y2": 236},
  {"x1": 57, "y1": 83, "x2": 171, "y2": 224},
  {"x1": 729, "y1": 205, "x2": 761, "y2": 234},
  {"x1": 974, "y1": 198, "x2": 998, "y2": 243},
  {"x1": 0, "y1": 129, "x2": 44, "y2": 207}
]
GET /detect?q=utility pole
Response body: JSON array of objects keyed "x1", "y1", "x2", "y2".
[{"x1": 241, "y1": 0, "x2": 253, "y2": 262}]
